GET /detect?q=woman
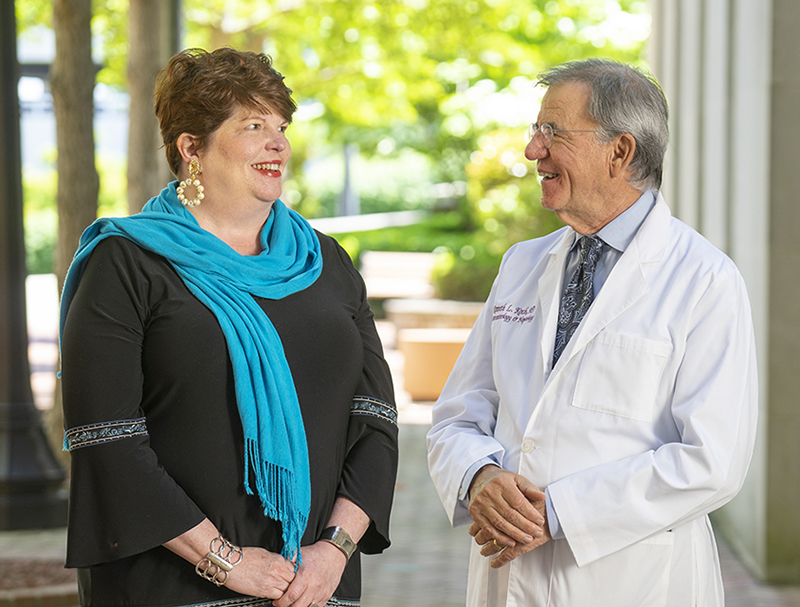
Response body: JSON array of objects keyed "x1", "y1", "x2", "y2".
[{"x1": 60, "y1": 47, "x2": 398, "y2": 607}]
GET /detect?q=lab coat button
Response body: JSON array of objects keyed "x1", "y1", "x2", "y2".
[{"x1": 521, "y1": 439, "x2": 534, "y2": 453}]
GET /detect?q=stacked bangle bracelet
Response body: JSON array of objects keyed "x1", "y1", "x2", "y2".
[{"x1": 195, "y1": 536, "x2": 243, "y2": 587}]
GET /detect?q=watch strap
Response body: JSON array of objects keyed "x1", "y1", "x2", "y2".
[{"x1": 320, "y1": 526, "x2": 357, "y2": 561}]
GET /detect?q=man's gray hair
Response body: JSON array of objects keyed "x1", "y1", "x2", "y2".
[{"x1": 537, "y1": 59, "x2": 669, "y2": 192}]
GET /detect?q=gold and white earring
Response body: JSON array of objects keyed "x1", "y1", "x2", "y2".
[{"x1": 177, "y1": 159, "x2": 204, "y2": 207}]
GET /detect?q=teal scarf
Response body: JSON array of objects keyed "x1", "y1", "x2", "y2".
[{"x1": 59, "y1": 182, "x2": 322, "y2": 563}]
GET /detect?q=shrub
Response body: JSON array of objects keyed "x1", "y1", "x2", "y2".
[
  {"x1": 431, "y1": 249, "x2": 500, "y2": 302},
  {"x1": 24, "y1": 208, "x2": 58, "y2": 275}
]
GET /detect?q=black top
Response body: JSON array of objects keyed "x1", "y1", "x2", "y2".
[{"x1": 61, "y1": 233, "x2": 398, "y2": 607}]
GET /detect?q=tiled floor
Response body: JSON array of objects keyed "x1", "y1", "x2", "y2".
[{"x1": 361, "y1": 423, "x2": 470, "y2": 607}]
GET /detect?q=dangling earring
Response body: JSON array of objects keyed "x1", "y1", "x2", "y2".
[{"x1": 177, "y1": 159, "x2": 204, "y2": 207}]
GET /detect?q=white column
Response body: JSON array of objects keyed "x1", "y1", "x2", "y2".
[
  {"x1": 675, "y1": 0, "x2": 702, "y2": 228},
  {"x1": 649, "y1": 0, "x2": 775, "y2": 581},
  {"x1": 700, "y1": 0, "x2": 730, "y2": 250},
  {"x1": 649, "y1": 0, "x2": 680, "y2": 207}
]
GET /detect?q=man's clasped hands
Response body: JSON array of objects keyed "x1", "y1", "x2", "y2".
[{"x1": 467, "y1": 465, "x2": 552, "y2": 568}]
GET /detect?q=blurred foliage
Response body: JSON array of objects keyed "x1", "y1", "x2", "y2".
[
  {"x1": 284, "y1": 147, "x2": 437, "y2": 218},
  {"x1": 330, "y1": 211, "x2": 504, "y2": 302},
  {"x1": 176, "y1": 0, "x2": 650, "y2": 226},
  {"x1": 17, "y1": 0, "x2": 649, "y2": 296},
  {"x1": 23, "y1": 159, "x2": 129, "y2": 274},
  {"x1": 431, "y1": 251, "x2": 501, "y2": 302},
  {"x1": 334, "y1": 212, "x2": 478, "y2": 263},
  {"x1": 15, "y1": 1, "x2": 53, "y2": 29}
]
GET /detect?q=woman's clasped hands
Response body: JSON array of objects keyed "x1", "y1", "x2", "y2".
[
  {"x1": 223, "y1": 541, "x2": 347, "y2": 607},
  {"x1": 221, "y1": 546, "x2": 295, "y2": 599}
]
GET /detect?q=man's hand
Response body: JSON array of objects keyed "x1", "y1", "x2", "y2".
[
  {"x1": 467, "y1": 465, "x2": 551, "y2": 567},
  {"x1": 469, "y1": 504, "x2": 551, "y2": 568}
]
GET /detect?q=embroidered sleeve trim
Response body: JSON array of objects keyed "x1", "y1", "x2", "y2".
[
  {"x1": 64, "y1": 417, "x2": 148, "y2": 452},
  {"x1": 351, "y1": 396, "x2": 397, "y2": 426}
]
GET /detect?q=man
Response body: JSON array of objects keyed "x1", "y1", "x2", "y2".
[{"x1": 427, "y1": 59, "x2": 757, "y2": 606}]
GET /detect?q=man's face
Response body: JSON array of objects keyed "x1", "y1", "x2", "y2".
[{"x1": 525, "y1": 81, "x2": 618, "y2": 234}]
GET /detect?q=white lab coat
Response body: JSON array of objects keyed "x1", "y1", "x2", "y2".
[{"x1": 427, "y1": 194, "x2": 758, "y2": 607}]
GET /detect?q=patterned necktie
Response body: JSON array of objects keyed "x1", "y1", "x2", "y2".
[{"x1": 553, "y1": 236, "x2": 603, "y2": 365}]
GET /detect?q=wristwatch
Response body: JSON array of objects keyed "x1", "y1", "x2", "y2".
[{"x1": 320, "y1": 526, "x2": 357, "y2": 561}]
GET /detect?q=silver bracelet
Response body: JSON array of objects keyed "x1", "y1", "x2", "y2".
[
  {"x1": 195, "y1": 536, "x2": 243, "y2": 587},
  {"x1": 320, "y1": 526, "x2": 357, "y2": 561}
]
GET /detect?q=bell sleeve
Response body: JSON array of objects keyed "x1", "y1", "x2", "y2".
[
  {"x1": 333, "y1": 243, "x2": 399, "y2": 554},
  {"x1": 60, "y1": 237, "x2": 206, "y2": 568}
]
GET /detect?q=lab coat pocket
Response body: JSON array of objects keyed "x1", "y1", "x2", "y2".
[
  {"x1": 572, "y1": 332, "x2": 671, "y2": 422},
  {"x1": 550, "y1": 531, "x2": 674, "y2": 607}
]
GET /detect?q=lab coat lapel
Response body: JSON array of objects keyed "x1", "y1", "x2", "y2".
[
  {"x1": 560, "y1": 240, "x2": 649, "y2": 362},
  {"x1": 551, "y1": 195, "x2": 671, "y2": 372},
  {"x1": 538, "y1": 230, "x2": 575, "y2": 376}
]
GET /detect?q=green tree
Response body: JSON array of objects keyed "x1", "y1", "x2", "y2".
[
  {"x1": 18, "y1": 0, "x2": 649, "y2": 285},
  {"x1": 180, "y1": 0, "x2": 649, "y2": 226},
  {"x1": 19, "y1": 0, "x2": 649, "y2": 224}
]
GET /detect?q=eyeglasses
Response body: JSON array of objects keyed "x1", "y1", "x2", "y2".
[{"x1": 528, "y1": 123, "x2": 599, "y2": 149}]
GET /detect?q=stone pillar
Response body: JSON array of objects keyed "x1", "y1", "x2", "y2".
[
  {"x1": 650, "y1": 0, "x2": 800, "y2": 584},
  {"x1": 765, "y1": 0, "x2": 800, "y2": 584},
  {"x1": 0, "y1": 0, "x2": 68, "y2": 530}
]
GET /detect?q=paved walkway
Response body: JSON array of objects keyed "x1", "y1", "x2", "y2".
[
  {"x1": 4, "y1": 420, "x2": 800, "y2": 606},
  {"x1": 4, "y1": 279, "x2": 799, "y2": 606},
  {"x1": 2, "y1": 420, "x2": 800, "y2": 607},
  {"x1": 361, "y1": 423, "x2": 470, "y2": 607},
  {"x1": 361, "y1": 422, "x2": 800, "y2": 607}
]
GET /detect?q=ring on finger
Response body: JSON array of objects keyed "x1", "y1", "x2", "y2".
[
  {"x1": 493, "y1": 539, "x2": 503, "y2": 550},
  {"x1": 309, "y1": 603, "x2": 320, "y2": 607}
]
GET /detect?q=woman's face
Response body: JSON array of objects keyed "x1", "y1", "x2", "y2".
[{"x1": 195, "y1": 104, "x2": 291, "y2": 212}]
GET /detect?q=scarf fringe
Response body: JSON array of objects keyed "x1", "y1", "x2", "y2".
[{"x1": 245, "y1": 438, "x2": 307, "y2": 565}]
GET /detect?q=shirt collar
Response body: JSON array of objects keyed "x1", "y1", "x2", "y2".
[
  {"x1": 562, "y1": 190, "x2": 658, "y2": 254},
  {"x1": 592, "y1": 189, "x2": 657, "y2": 253}
]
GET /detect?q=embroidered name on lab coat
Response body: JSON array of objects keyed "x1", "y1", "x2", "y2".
[{"x1": 492, "y1": 303, "x2": 536, "y2": 324}]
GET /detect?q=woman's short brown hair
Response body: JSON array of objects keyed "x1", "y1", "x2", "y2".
[{"x1": 154, "y1": 47, "x2": 297, "y2": 176}]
